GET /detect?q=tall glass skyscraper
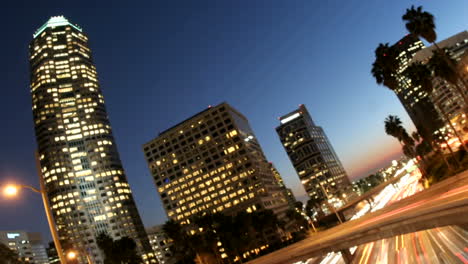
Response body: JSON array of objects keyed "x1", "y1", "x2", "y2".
[
  {"x1": 29, "y1": 16, "x2": 153, "y2": 264},
  {"x1": 276, "y1": 105, "x2": 350, "y2": 205},
  {"x1": 391, "y1": 35, "x2": 443, "y2": 139}
]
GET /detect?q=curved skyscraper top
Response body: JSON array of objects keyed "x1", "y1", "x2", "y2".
[{"x1": 29, "y1": 16, "x2": 154, "y2": 264}]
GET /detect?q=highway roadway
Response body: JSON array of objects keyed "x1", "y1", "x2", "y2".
[
  {"x1": 302, "y1": 167, "x2": 468, "y2": 264},
  {"x1": 352, "y1": 169, "x2": 468, "y2": 264},
  {"x1": 249, "y1": 161, "x2": 468, "y2": 264}
]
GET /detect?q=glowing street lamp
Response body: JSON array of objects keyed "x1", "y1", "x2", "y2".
[
  {"x1": 67, "y1": 251, "x2": 77, "y2": 260},
  {"x1": 67, "y1": 249, "x2": 92, "y2": 264},
  {"x1": 3, "y1": 185, "x2": 18, "y2": 196},
  {"x1": 1, "y1": 182, "x2": 66, "y2": 264},
  {"x1": 1, "y1": 154, "x2": 67, "y2": 264}
]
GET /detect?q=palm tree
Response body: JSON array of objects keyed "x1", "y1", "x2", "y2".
[
  {"x1": 384, "y1": 115, "x2": 430, "y2": 180},
  {"x1": 405, "y1": 62, "x2": 468, "y2": 152},
  {"x1": 384, "y1": 115, "x2": 404, "y2": 143},
  {"x1": 403, "y1": 5, "x2": 468, "y2": 108},
  {"x1": 371, "y1": 43, "x2": 399, "y2": 91},
  {"x1": 402, "y1": 6, "x2": 437, "y2": 44},
  {"x1": 403, "y1": 144, "x2": 416, "y2": 158}
]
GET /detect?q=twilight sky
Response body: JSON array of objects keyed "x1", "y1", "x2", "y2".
[{"x1": 0, "y1": 0, "x2": 467, "y2": 241}]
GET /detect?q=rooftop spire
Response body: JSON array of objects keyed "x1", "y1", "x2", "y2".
[{"x1": 33, "y1": 16, "x2": 82, "y2": 38}]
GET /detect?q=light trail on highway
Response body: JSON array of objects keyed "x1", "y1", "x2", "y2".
[
  {"x1": 352, "y1": 168, "x2": 468, "y2": 264},
  {"x1": 299, "y1": 161, "x2": 468, "y2": 264}
]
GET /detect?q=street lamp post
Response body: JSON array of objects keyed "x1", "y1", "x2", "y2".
[
  {"x1": 318, "y1": 182, "x2": 344, "y2": 224},
  {"x1": 2, "y1": 183, "x2": 66, "y2": 264},
  {"x1": 1, "y1": 154, "x2": 67, "y2": 264}
]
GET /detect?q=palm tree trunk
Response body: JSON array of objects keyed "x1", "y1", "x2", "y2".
[{"x1": 413, "y1": 147, "x2": 429, "y2": 182}]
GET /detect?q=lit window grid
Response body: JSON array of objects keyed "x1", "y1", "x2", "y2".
[
  {"x1": 29, "y1": 21, "x2": 153, "y2": 262},
  {"x1": 276, "y1": 109, "x2": 350, "y2": 201},
  {"x1": 144, "y1": 103, "x2": 290, "y2": 223}
]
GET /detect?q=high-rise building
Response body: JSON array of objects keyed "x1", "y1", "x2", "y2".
[
  {"x1": 146, "y1": 226, "x2": 175, "y2": 264},
  {"x1": 29, "y1": 16, "x2": 154, "y2": 264},
  {"x1": 269, "y1": 162, "x2": 285, "y2": 188},
  {"x1": 411, "y1": 31, "x2": 468, "y2": 138},
  {"x1": 0, "y1": 231, "x2": 49, "y2": 264},
  {"x1": 391, "y1": 35, "x2": 444, "y2": 138},
  {"x1": 47, "y1": 242, "x2": 60, "y2": 264},
  {"x1": 276, "y1": 105, "x2": 350, "y2": 205},
  {"x1": 143, "y1": 103, "x2": 289, "y2": 224},
  {"x1": 269, "y1": 162, "x2": 296, "y2": 209}
]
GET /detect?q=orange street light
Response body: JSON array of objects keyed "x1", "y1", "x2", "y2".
[
  {"x1": 67, "y1": 251, "x2": 77, "y2": 260},
  {"x1": 1, "y1": 177, "x2": 66, "y2": 264},
  {"x1": 3, "y1": 185, "x2": 19, "y2": 196},
  {"x1": 67, "y1": 249, "x2": 92, "y2": 264}
]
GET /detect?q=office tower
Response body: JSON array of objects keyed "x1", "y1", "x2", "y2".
[
  {"x1": 276, "y1": 105, "x2": 350, "y2": 205},
  {"x1": 146, "y1": 226, "x2": 175, "y2": 264},
  {"x1": 0, "y1": 231, "x2": 49, "y2": 264},
  {"x1": 269, "y1": 162, "x2": 285, "y2": 188},
  {"x1": 391, "y1": 35, "x2": 444, "y2": 138},
  {"x1": 29, "y1": 16, "x2": 153, "y2": 263},
  {"x1": 47, "y1": 242, "x2": 60, "y2": 264},
  {"x1": 412, "y1": 31, "x2": 468, "y2": 137},
  {"x1": 284, "y1": 188, "x2": 297, "y2": 208},
  {"x1": 143, "y1": 103, "x2": 289, "y2": 224},
  {"x1": 269, "y1": 162, "x2": 296, "y2": 209}
]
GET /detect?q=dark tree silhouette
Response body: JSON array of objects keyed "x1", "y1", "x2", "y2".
[
  {"x1": 405, "y1": 59, "x2": 468, "y2": 153},
  {"x1": 384, "y1": 115, "x2": 404, "y2": 143},
  {"x1": 96, "y1": 233, "x2": 142, "y2": 264},
  {"x1": 0, "y1": 243, "x2": 26, "y2": 264},
  {"x1": 402, "y1": 6, "x2": 437, "y2": 44},
  {"x1": 403, "y1": 5, "x2": 468, "y2": 106},
  {"x1": 371, "y1": 43, "x2": 399, "y2": 91},
  {"x1": 162, "y1": 220, "x2": 196, "y2": 264}
]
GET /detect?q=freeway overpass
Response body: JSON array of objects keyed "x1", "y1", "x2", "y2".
[{"x1": 248, "y1": 170, "x2": 468, "y2": 264}]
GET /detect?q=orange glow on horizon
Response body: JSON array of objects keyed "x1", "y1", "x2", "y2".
[{"x1": 347, "y1": 142, "x2": 403, "y2": 181}]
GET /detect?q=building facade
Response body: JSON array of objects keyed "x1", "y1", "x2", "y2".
[
  {"x1": 276, "y1": 105, "x2": 350, "y2": 205},
  {"x1": 143, "y1": 103, "x2": 289, "y2": 224},
  {"x1": 0, "y1": 231, "x2": 49, "y2": 264},
  {"x1": 28, "y1": 16, "x2": 153, "y2": 263},
  {"x1": 391, "y1": 35, "x2": 444, "y2": 139},
  {"x1": 412, "y1": 31, "x2": 468, "y2": 141},
  {"x1": 46, "y1": 242, "x2": 60, "y2": 264},
  {"x1": 269, "y1": 162, "x2": 296, "y2": 209},
  {"x1": 146, "y1": 226, "x2": 175, "y2": 264}
]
